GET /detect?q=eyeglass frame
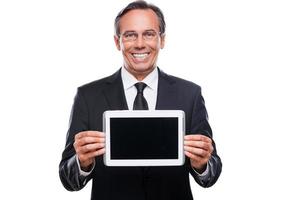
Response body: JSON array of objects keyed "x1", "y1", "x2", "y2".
[{"x1": 118, "y1": 30, "x2": 163, "y2": 42}]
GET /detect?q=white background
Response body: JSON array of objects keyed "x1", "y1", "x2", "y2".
[{"x1": 1, "y1": 0, "x2": 299, "y2": 199}]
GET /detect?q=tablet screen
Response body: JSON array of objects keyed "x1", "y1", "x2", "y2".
[
  {"x1": 103, "y1": 110, "x2": 185, "y2": 166},
  {"x1": 110, "y1": 117, "x2": 178, "y2": 159}
]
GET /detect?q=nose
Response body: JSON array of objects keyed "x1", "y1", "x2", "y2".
[{"x1": 134, "y1": 35, "x2": 146, "y2": 49}]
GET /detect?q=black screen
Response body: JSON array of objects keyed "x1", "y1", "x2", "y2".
[{"x1": 110, "y1": 117, "x2": 178, "y2": 159}]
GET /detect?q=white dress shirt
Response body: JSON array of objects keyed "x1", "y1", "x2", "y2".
[
  {"x1": 76, "y1": 66, "x2": 209, "y2": 177},
  {"x1": 121, "y1": 66, "x2": 158, "y2": 110}
]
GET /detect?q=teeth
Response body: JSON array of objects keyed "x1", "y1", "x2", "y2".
[{"x1": 133, "y1": 53, "x2": 148, "y2": 58}]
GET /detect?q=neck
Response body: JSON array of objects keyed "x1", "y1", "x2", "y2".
[{"x1": 125, "y1": 66, "x2": 156, "y2": 81}]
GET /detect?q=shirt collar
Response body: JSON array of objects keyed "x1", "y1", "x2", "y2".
[{"x1": 121, "y1": 67, "x2": 158, "y2": 90}]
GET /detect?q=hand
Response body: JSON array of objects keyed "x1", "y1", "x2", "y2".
[
  {"x1": 73, "y1": 131, "x2": 105, "y2": 170},
  {"x1": 184, "y1": 134, "x2": 214, "y2": 173}
]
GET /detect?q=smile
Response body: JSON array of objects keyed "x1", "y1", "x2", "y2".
[{"x1": 132, "y1": 53, "x2": 150, "y2": 59}]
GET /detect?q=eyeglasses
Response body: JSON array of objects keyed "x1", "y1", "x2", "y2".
[{"x1": 120, "y1": 30, "x2": 160, "y2": 42}]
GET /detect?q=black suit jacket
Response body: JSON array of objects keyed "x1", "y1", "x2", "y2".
[{"x1": 59, "y1": 68, "x2": 222, "y2": 200}]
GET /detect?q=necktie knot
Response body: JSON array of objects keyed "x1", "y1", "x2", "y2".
[
  {"x1": 133, "y1": 82, "x2": 148, "y2": 110},
  {"x1": 135, "y1": 82, "x2": 147, "y2": 94}
]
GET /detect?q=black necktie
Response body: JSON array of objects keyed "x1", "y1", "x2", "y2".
[
  {"x1": 133, "y1": 82, "x2": 148, "y2": 110},
  {"x1": 133, "y1": 83, "x2": 150, "y2": 176}
]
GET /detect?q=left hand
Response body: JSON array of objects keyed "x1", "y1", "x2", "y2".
[{"x1": 184, "y1": 134, "x2": 214, "y2": 172}]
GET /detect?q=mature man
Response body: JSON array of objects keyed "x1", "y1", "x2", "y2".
[{"x1": 59, "y1": 1, "x2": 222, "y2": 200}]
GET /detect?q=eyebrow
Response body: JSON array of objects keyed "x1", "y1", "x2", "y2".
[
  {"x1": 122, "y1": 29, "x2": 156, "y2": 34},
  {"x1": 123, "y1": 30, "x2": 136, "y2": 34}
]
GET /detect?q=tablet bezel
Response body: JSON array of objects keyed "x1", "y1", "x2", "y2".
[{"x1": 103, "y1": 110, "x2": 185, "y2": 166}]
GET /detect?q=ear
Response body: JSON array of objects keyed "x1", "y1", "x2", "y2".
[
  {"x1": 160, "y1": 34, "x2": 166, "y2": 49},
  {"x1": 114, "y1": 35, "x2": 121, "y2": 51}
]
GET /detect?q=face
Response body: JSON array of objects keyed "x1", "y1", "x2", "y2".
[{"x1": 114, "y1": 9, "x2": 165, "y2": 80}]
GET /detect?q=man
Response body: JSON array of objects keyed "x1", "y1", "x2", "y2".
[{"x1": 59, "y1": 1, "x2": 222, "y2": 200}]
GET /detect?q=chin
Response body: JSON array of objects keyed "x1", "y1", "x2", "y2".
[
  {"x1": 136, "y1": 67, "x2": 155, "y2": 75},
  {"x1": 131, "y1": 64, "x2": 154, "y2": 73}
]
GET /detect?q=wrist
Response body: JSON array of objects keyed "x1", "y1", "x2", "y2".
[
  {"x1": 81, "y1": 164, "x2": 93, "y2": 172},
  {"x1": 80, "y1": 159, "x2": 95, "y2": 172},
  {"x1": 193, "y1": 163, "x2": 207, "y2": 174}
]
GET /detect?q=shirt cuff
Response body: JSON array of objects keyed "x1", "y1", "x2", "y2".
[
  {"x1": 75, "y1": 154, "x2": 95, "y2": 176},
  {"x1": 192, "y1": 161, "x2": 210, "y2": 177}
]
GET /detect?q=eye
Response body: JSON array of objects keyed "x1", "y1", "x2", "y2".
[
  {"x1": 123, "y1": 32, "x2": 137, "y2": 40},
  {"x1": 143, "y1": 31, "x2": 156, "y2": 39}
]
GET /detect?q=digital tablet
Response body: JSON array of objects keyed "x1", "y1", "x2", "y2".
[{"x1": 103, "y1": 110, "x2": 185, "y2": 166}]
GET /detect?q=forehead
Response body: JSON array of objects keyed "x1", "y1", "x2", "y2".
[{"x1": 119, "y1": 9, "x2": 160, "y2": 33}]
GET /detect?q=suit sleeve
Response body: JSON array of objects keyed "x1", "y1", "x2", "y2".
[
  {"x1": 189, "y1": 86, "x2": 222, "y2": 188},
  {"x1": 59, "y1": 88, "x2": 93, "y2": 191}
]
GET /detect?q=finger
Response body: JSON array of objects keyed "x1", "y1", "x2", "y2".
[
  {"x1": 77, "y1": 143, "x2": 105, "y2": 154},
  {"x1": 184, "y1": 134, "x2": 211, "y2": 143},
  {"x1": 184, "y1": 140, "x2": 214, "y2": 153},
  {"x1": 184, "y1": 151, "x2": 201, "y2": 161},
  {"x1": 185, "y1": 151, "x2": 210, "y2": 169},
  {"x1": 184, "y1": 140, "x2": 211, "y2": 151},
  {"x1": 78, "y1": 148, "x2": 106, "y2": 162},
  {"x1": 75, "y1": 131, "x2": 105, "y2": 140},
  {"x1": 184, "y1": 146, "x2": 210, "y2": 158},
  {"x1": 75, "y1": 136, "x2": 105, "y2": 147}
]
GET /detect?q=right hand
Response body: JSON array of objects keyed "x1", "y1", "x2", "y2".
[{"x1": 73, "y1": 131, "x2": 105, "y2": 170}]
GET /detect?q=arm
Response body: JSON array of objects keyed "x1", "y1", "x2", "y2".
[
  {"x1": 59, "y1": 89, "x2": 105, "y2": 191},
  {"x1": 186, "y1": 87, "x2": 222, "y2": 188}
]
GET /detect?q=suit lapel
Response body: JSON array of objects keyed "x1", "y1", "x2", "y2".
[
  {"x1": 103, "y1": 68, "x2": 177, "y2": 110},
  {"x1": 103, "y1": 69, "x2": 128, "y2": 110},
  {"x1": 156, "y1": 69, "x2": 178, "y2": 110}
]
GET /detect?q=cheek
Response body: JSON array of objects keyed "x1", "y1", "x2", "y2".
[
  {"x1": 121, "y1": 43, "x2": 132, "y2": 54},
  {"x1": 120, "y1": 42, "x2": 125, "y2": 51},
  {"x1": 121, "y1": 45, "x2": 132, "y2": 62},
  {"x1": 149, "y1": 41, "x2": 162, "y2": 52},
  {"x1": 150, "y1": 44, "x2": 161, "y2": 55}
]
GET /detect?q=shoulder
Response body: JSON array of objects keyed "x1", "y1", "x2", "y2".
[
  {"x1": 77, "y1": 69, "x2": 120, "y2": 95},
  {"x1": 159, "y1": 69, "x2": 202, "y2": 93}
]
